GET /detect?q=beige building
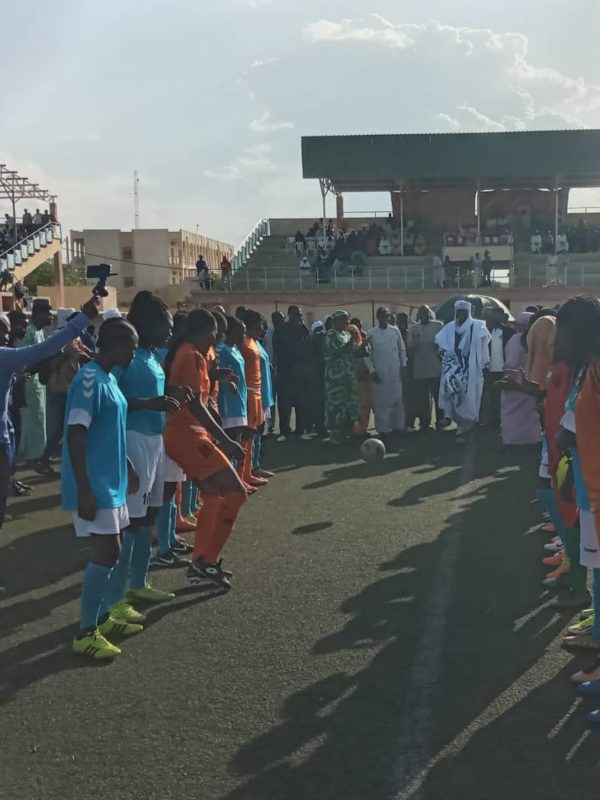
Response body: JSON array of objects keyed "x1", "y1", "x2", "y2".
[{"x1": 70, "y1": 228, "x2": 233, "y2": 293}]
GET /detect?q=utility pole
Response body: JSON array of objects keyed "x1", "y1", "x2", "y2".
[{"x1": 134, "y1": 170, "x2": 140, "y2": 229}]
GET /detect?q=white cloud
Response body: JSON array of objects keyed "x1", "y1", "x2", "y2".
[
  {"x1": 204, "y1": 144, "x2": 277, "y2": 181},
  {"x1": 249, "y1": 110, "x2": 294, "y2": 133},
  {"x1": 303, "y1": 18, "x2": 416, "y2": 49}
]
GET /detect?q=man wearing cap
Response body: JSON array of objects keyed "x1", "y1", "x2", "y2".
[
  {"x1": 434, "y1": 300, "x2": 491, "y2": 442},
  {"x1": 15, "y1": 299, "x2": 54, "y2": 463}
]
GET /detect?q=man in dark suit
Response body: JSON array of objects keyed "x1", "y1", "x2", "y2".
[{"x1": 483, "y1": 307, "x2": 514, "y2": 427}]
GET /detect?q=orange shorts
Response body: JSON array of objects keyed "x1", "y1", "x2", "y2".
[
  {"x1": 164, "y1": 428, "x2": 230, "y2": 482},
  {"x1": 247, "y1": 391, "x2": 264, "y2": 431}
]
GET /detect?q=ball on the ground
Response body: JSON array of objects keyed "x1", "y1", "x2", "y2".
[{"x1": 360, "y1": 437, "x2": 386, "y2": 463}]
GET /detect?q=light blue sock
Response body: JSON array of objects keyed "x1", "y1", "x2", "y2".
[
  {"x1": 168, "y1": 501, "x2": 178, "y2": 548},
  {"x1": 130, "y1": 528, "x2": 152, "y2": 590},
  {"x1": 253, "y1": 432, "x2": 262, "y2": 470},
  {"x1": 157, "y1": 500, "x2": 174, "y2": 556},
  {"x1": 182, "y1": 481, "x2": 193, "y2": 517},
  {"x1": 80, "y1": 562, "x2": 112, "y2": 631},
  {"x1": 99, "y1": 532, "x2": 135, "y2": 617}
]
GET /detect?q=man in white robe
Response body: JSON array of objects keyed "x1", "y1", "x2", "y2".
[
  {"x1": 367, "y1": 306, "x2": 407, "y2": 435},
  {"x1": 435, "y1": 300, "x2": 491, "y2": 441}
]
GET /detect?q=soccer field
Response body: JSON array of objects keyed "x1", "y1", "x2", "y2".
[{"x1": 0, "y1": 431, "x2": 597, "y2": 800}]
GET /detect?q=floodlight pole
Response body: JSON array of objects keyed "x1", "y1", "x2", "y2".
[
  {"x1": 476, "y1": 178, "x2": 481, "y2": 244},
  {"x1": 319, "y1": 178, "x2": 328, "y2": 239},
  {"x1": 400, "y1": 185, "x2": 404, "y2": 256},
  {"x1": 554, "y1": 178, "x2": 559, "y2": 253}
]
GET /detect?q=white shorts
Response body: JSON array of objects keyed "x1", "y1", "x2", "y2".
[
  {"x1": 580, "y1": 509, "x2": 600, "y2": 568},
  {"x1": 73, "y1": 504, "x2": 130, "y2": 538},
  {"x1": 126, "y1": 430, "x2": 165, "y2": 519},
  {"x1": 163, "y1": 452, "x2": 186, "y2": 484}
]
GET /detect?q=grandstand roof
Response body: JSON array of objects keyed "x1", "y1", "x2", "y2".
[{"x1": 301, "y1": 130, "x2": 600, "y2": 192}]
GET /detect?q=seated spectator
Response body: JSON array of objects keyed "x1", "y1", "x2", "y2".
[
  {"x1": 332, "y1": 256, "x2": 345, "y2": 276},
  {"x1": 391, "y1": 235, "x2": 403, "y2": 255},
  {"x1": 414, "y1": 234, "x2": 426, "y2": 255},
  {"x1": 299, "y1": 256, "x2": 312, "y2": 271},
  {"x1": 41, "y1": 209, "x2": 50, "y2": 225},
  {"x1": 350, "y1": 249, "x2": 366, "y2": 276},
  {"x1": 378, "y1": 237, "x2": 391, "y2": 256},
  {"x1": 543, "y1": 231, "x2": 554, "y2": 253},
  {"x1": 530, "y1": 230, "x2": 542, "y2": 254},
  {"x1": 32, "y1": 209, "x2": 43, "y2": 229},
  {"x1": 294, "y1": 230, "x2": 306, "y2": 245},
  {"x1": 557, "y1": 232, "x2": 569, "y2": 253}
]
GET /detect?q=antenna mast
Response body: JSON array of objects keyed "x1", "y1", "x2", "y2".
[{"x1": 134, "y1": 169, "x2": 140, "y2": 229}]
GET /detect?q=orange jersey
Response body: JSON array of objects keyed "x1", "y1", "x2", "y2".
[
  {"x1": 206, "y1": 345, "x2": 219, "y2": 405},
  {"x1": 166, "y1": 342, "x2": 210, "y2": 434},
  {"x1": 240, "y1": 338, "x2": 261, "y2": 392}
]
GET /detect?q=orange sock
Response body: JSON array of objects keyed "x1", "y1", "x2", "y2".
[
  {"x1": 193, "y1": 494, "x2": 223, "y2": 561},
  {"x1": 204, "y1": 491, "x2": 247, "y2": 563},
  {"x1": 242, "y1": 440, "x2": 253, "y2": 485}
]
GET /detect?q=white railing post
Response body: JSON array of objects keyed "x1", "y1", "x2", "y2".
[
  {"x1": 282, "y1": 269, "x2": 285, "y2": 290},
  {"x1": 334, "y1": 269, "x2": 337, "y2": 289},
  {"x1": 581, "y1": 263, "x2": 584, "y2": 288},
  {"x1": 404, "y1": 267, "x2": 407, "y2": 290},
  {"x1": 264, "y1": 269, "x2": 267, "y2": 291},
  {"x1": 351, "y1": 270, "x2": 355, "y2": 290},
  {"x1": 528, "y1": 264, "x2": 531, "y2": 288},
  {"x1": 368, "y1": 269, "x2": 372, "y2": 290},
  {"x1": 386, "y1": 269, "x2": 390, "y2": 289},
  {"x1": 300, "y1": 271, "x2": 303, "y2": 290},
  {"x1": 421, "y1": 267, "x2": 425, "y2": 289}
]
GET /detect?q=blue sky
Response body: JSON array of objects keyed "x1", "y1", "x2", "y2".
[{"x1": 2, "y1": 0, "x2": 599, "y2": 246}]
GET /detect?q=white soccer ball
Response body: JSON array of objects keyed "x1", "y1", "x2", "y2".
[{"x1": 360, "y1": 437, "x2": 386, "y2": 463}]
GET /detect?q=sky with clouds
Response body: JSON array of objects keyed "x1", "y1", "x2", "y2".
[{"x1": 2, "y1": 0, "x2": 600, "y2": 246}]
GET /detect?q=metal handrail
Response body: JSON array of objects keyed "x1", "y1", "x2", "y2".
[{"x1": 231, "y1": 218, "x2": 270, "y2": 273}]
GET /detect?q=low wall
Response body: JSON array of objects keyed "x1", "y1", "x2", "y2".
[{"x1": 184, "y1": 286, "x2": 578, "y2": 325}]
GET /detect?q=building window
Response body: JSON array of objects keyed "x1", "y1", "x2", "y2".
[
  {"x1": 122, "y1": 247, "x2": 133, "y2": 261},
  {"x1": 124, "y1": 276, "x2": 134, "y2": 288}
]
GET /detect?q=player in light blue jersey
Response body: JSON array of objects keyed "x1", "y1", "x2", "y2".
[{"x1": 63, "y1": 318, "x2": 141, "y2": 659}]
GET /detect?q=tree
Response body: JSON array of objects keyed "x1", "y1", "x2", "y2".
[{"x1": 26, "y1": 259, "x2": 87, "y2": 295}]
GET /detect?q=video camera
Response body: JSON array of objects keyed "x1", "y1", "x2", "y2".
[{"x1": 86, "y1": 263, "x2": 117, "y2": 298}]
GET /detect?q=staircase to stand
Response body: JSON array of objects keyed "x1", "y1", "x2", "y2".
[{"x1": 0, "y1": 223, "x2": 62, "y2": 284}]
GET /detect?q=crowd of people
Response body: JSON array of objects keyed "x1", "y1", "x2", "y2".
[
  {"x1": 1, "y1": 209, "x2": 52, "y2": 249},
  {"x1": 4, "y1": 288, "x2": 600, "y2": 718}
]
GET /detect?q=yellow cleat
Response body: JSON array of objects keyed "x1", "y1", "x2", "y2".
[{"x1": 73, "y1": 629, "x2": 122, "y2": 659}]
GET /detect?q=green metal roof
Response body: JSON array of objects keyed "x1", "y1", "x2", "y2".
[{"x1": 301, "y1": 131, "x2": 600, "y2": 192}]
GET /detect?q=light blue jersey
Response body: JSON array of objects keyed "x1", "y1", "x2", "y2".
[
  {"x1": 217, "y1": 341, "x2": 247, "y2": 422},
  {"x1": 257, "y1": 340, "x2": 274, "y2": 410},
  {"x1": 61, "y1": 361, "x2": 128, "y2": 511},
  {"x1": 113, "y1": 348, "x2": 166, "y2": 435}
]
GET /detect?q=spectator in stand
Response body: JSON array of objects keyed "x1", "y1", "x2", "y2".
[
  {"x1": 220, "y1": 255, "x2": 232, "y2": 289},
  {"x1": 294, "y1": 230, "x2": 306, "y2": 246},
  {"x1": 530, "y1": 230, "x2": 542, "y2": 254},
  {"x1": 299, "y1": 256, "x2": 312, "y2": 271},
  {"x1": 557, "y1": 232, "x2": 569, "y2": 253},
  {"x1": 32, "y1": 209, "x2": 43, "y2": 229},
  {"x1": 0, "y1": 269, "x2": 13, "y2": 292},
  {"x1": 378, "y1": 236, "x2": 392, "y2": 256},
  {"x1": 482, "y1": 250, "x2": 493, "y2": 287},
  {"x1": 433, "y1": 254, "x2": 445, "y2": 288},
  {"x1": 414, "y1": 234, "x2": 426, "y2": 256},
  {"x1": 196, "y1": 255, "x2": 211, "y2": 290},
  {"x1": 41, "y1": 209, "x2": 50, "y2": 225},
  {"x1": 543, "y1": 231, "x2": 555, "y2": 254},
  {"x1": 350, "y1": 249, "x2": 366, "y2": 276},
  {"x1": 22, "y1": 209, "x2": 32, "y2": 233}
]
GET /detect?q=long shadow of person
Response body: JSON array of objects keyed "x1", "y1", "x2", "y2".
[{"x1": 221, "y1": 435, "x2": 575, "y2": 800}]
